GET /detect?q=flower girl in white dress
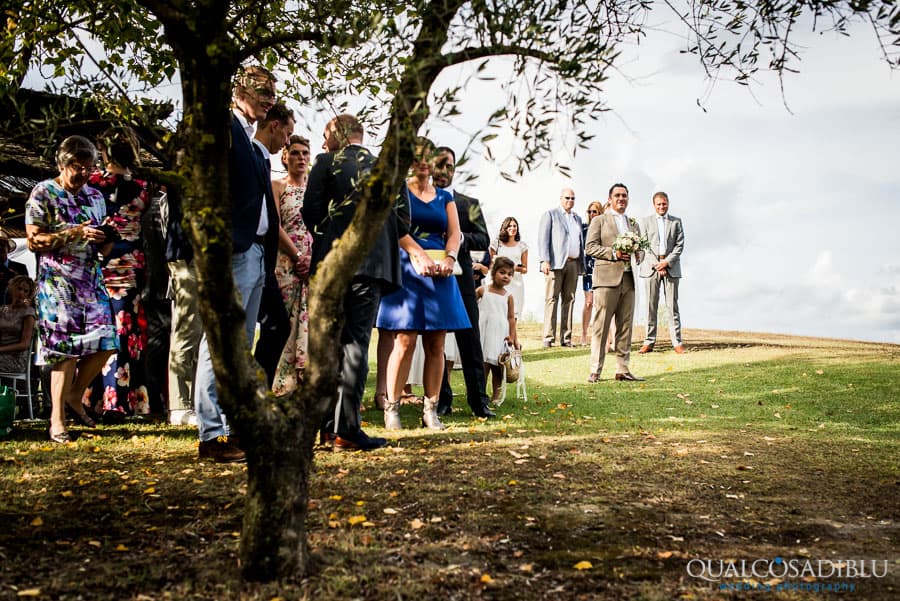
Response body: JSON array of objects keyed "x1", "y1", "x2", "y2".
[{"x1": 478, "y1": 256, "x2": 519, "y2": 402}]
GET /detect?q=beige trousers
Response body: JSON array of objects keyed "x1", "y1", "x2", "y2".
[{"x1": 589, "y1": 274, "x2": 635, "y2": 376}]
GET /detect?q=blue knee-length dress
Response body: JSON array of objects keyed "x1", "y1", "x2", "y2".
[{"x1": 376, "y1": 187, "x2": 470, "y2": 331}]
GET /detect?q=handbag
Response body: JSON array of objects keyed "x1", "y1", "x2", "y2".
[
  {"x1": 424, "y1": 249, "x2": 463, "y2": 277},
  {"x1": 495, "y1": 341, "x2": 526, "y2": 405}
]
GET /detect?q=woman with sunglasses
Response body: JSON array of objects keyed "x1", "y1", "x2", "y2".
[{"x1": 580, "y1": 201, "x2": 604, "y2": 346}]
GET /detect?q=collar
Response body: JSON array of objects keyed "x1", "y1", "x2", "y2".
[
  {"x1": 251, "y1": 138, "x2": 270, "y2": 158},
  {"x1": 233, "y1": 108, "x2": 255, "y2": 137}
]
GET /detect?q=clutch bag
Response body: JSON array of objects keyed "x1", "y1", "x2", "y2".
[{"x1": 422, "y1": 249, "x2": 463, "y2": 277}]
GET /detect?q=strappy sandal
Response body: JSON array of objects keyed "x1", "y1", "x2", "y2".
[{"x1": 48, "y1": 428, "x2": 71, "y2": 444}]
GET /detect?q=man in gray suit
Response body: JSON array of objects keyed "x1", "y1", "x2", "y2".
[
  {"x1": 639, "y1": 191, "x2": 685, "y2": 354},
  {"x1": 538, "y1": 188, "x2": 584, "y2": 347}
]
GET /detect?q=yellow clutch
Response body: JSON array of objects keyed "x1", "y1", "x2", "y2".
[{"x1": 421, "y1": 249, "x2": 462, "y2": 276}]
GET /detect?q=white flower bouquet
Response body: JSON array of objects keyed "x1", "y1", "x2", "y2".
[{"x1": 612, "y1": 231, "x2": 649, "y2": 255}]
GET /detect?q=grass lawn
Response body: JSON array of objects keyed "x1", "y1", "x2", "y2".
[{"x1": 1, "y1": 327, "x2": 897, "y2": 600}]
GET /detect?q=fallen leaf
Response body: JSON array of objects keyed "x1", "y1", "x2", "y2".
[
  {"x1": 16, "y1": 588, "x2": 41, "y2": 597},
  {"x1": 518, "y1": 563, "x2": 534, "y2": 572},
  {"x1": 657, "y1": 551, "x2": 674, "y2": 559},
  {"x1": 815, "y1": 370, "x2": 824, "y2": 375},
  {"x1": 329, "y1": 495, "x2": 342, "y2": 501},
  {"x1": 88, "y1": 540, "x2": 101, "y2": 547},
  {"x1": 60, "y1": 490, "x2": 74, "y2": 498},
  {"x1": 574, "y1": 560, "x2": 593, "y2": 570},
  {"x1": 480, "y1": 573, "x2": 494, "y2": 583},
  {"x1": 347, "y1": 515, "x2": 367, "y2": 526},
  {"x1": 736, "y1": 465, "x2": 753, "y2": 471},
  {"x1": 115, "y1": 544, "x2": 128, "y2": 552},
  {"x1": 410, "y1": 518, "x2": 425, "y2": 530},
  {"x1": 30, "y1": 516, "x2": 43, "y2": 527},
  {"x1": 383, "y1": 508, "x2": 398, "y2": 515}
]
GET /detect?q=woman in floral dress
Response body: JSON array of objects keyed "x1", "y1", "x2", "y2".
[
  {"x1": 88, "y1": 127, "x2": 151, "y2": 420},
  {"x1": 271, "y1": 135, "x2": 314, "y2": 396},
  {"x1": 25, "y1": 135, "x2": 118, "y2": 443}
]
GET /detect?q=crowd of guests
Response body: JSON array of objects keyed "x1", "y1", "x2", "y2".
[
  {"x1": 538, "y1": 185, "x2": 686, "y2": 384},
  {"x1": 9, "y1": 64, "x2": 685, "y2": 462}
]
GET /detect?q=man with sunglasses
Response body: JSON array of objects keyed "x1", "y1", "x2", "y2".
[
  {"x1": 538, "y1": 188, "x2": 584, "y2": 348},
  {"x1": 193, "y1": 65, "x2": 282, "y2": 463}
]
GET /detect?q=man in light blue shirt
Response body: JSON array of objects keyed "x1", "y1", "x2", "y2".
[{"x1": 538, "y1": 188, "x2": 584, "y2": 347}]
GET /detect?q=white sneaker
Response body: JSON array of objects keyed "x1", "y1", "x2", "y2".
[{"x1": 168, "y1": 409, "x2": 198, "y2": 426}]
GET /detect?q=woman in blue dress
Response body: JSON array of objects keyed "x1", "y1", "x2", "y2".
[{"x1": 377, "y1": 138, "x2": 470, "y2": 431}]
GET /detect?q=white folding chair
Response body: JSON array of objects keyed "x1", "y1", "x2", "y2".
[{"x1": 0, "y1": 333, "x2": 39, "y2": 420}]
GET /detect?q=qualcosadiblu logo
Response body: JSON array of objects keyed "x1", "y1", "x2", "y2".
[{"x1": 686, "y1": 556, "x2": 889, "y2": 582}]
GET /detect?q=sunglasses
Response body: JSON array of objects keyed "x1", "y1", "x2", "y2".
[
  {"x1": 563, "y1": 196, "x2": 575, "y2": 200},
  {"x1": 253, "y1": 87, "x2": 276, "y2": 101},
  {"x1": 587, "y1": 210, "x2": 599, "y2": 214}
]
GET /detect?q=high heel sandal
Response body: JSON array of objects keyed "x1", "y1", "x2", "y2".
[
  {"x1": 372, "y1": 392, "x2": 386, "y2": 411},
  {"x1": 48, "y1": 428, "x2": 71, "y2": 444}
]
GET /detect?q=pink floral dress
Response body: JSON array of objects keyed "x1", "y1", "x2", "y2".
[
  {"x1": 272, "y1": 183, "x2": 313, "y2": 396},
  {"x1": 87, "y1": 171, "x2": 151, "y2": 416}
]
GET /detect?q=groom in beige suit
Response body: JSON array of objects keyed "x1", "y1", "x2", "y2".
[{"x1": 584, "y1": 183, "x2": 644, "y2": 383}]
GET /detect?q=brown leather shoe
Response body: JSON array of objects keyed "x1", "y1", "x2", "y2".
[
  {"x1": 615, "y1": 372, "x2": 645, "y2": 382},
  {"x1": 638, "y1": 344, "x2": 654, "y2": 354},
  {"x1": 673, "y1": 345, "x2": 685, "y2": 354},
  {"x1": 199, "y1": 437, "x2": 246, "y2": 463},
  {"x1": 587, "y1": 373, "x2": 600, "y2": 384}
]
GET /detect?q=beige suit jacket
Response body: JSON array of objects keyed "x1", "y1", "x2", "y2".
[{"x1": 584, "y1": 213, "x2": 640, "y2": 288}]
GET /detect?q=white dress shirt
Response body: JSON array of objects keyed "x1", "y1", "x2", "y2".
[
  {"x1": 657, "y1": 214, "x2": 667, "y2": 255},
  {"x1": 564, "y1": 210, "x2": 581, "y2": 259}
]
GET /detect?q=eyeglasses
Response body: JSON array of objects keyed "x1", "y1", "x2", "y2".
[
  {"x1": 563, "y1": 196, "x2": 575, "y2": 200},
  {"x1": 66, "y1": 162, "x2": 95, "y2": 174}
]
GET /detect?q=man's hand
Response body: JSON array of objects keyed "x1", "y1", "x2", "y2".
[
  {"x1": 541, "y1": 261, "x2": 550, "y2": 275},
  {"x1": 655, "y1": 259, "x2": 669, "y2": 271}
]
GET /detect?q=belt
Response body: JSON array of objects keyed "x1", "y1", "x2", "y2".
[
  {"x1": 254, "y1": 235, "x2": 266, "y2": 245},
  {"x1": 566, "y1": 257, "x2": 578, "y2": 261}
]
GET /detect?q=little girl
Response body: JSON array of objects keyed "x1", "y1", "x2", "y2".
[{"x1": 478, "y1": 256, "x2": 519, "y2": 402}]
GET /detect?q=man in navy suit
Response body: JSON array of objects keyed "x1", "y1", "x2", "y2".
[
  {"x1": 431, "y1": 146, "x2": 495, "y2": 419},
  {"x1": 305, "y1": 114, "x2": 401, "y2": 452},
  {"x1": 195, "y1": 66, "x2": 289, "y2": 463}
]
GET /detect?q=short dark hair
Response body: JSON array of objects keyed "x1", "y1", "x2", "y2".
[
  {"x1": 287, "y1": 134, "x2": 310, "y2": 149},
  {"x1": 260, "y1": 102, "x2": 294, "y2": 127},
  {"x1": 608, "y1": 182, "x2": 628, "y2": 197},
  {"x1": 435, "y1": 146, "x2": 456, "y2": 161},
  {"x1": 491, "y1": 256, "x2": 516, "y2": 277}
]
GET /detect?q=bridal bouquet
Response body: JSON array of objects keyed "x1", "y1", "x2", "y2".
[{"x1": 612, "y1": 231, "x2": 649, "y2": 255}]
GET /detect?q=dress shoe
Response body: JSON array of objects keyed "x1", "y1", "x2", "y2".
[
  {"x1": 615, "y1": 372, "x2": 645, "y2": 382},
  {"x1": 472, "y1": 404, "x2": 496, "y2": 418},
  {"x1": 437, "y1": 404, "x2": 452, "y2": 417},
  {"x1": 638, "y1": 344, "x2": 654, "y2": 354},
  {"x1": 542, "y1": 341, "x2": 553, "y2": 348},
  {"x1": 673, "y1": 345, "x2": 685, "y2": 354},
  {"x1": 319, "y1": 430, "x2": 336, "y2": 446},
  {"x1": 198, "y1": 437, "x2": 246, "y2": 463},
  {"x1": 334, "y1": 430, "x2": 388, "y2": 452},
  {"x1": 587, "y1": 372, "x2": 600, "y2": 384},
  {"x1": 561, "y1": 342, "x2": 573, "y2": 348}
]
